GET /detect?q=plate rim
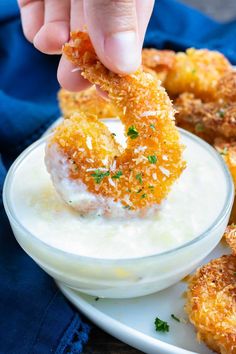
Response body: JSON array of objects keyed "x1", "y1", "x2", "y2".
[{"x1": 58, "y1": 282, "x2": 198, "y2": 354}]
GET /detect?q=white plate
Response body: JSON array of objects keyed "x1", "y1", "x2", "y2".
[{"x1": 57, "y1": 241, "x2": 230, "y2": 354}]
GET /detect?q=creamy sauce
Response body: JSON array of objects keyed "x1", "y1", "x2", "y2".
[{"x1": 10, "y1": 121, "x2": 227, "y2": 259}]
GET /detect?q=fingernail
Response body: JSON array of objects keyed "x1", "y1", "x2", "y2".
[{"x1": 104, "y1": 31, "x2": 140, "y2": 73}]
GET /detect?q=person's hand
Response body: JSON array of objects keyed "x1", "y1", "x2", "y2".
[{"x1": 18, "y1": 0, "x2": 154, "y2": 91}]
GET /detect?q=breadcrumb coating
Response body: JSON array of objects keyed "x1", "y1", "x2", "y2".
[
  {"x1": 142, "y1": 48, "x2": 175, "y2": 83},
  {"x1": 48, "y1": 31, "x2": 185, "y2": 211},
  {"x1": 217, "y1": 71, "x2": 236, "y2": 103},
  {"x1": 58, "y1": 86, "x2": 118, "y2": 119},
  {"x1": 175, "y1": 93, "x2": 236, "y2": 143},
  {"x1": 165, "y1": 48, "x2": 231, "y2": 101},
  {"x1": 224, "y1": 225, "x2": 236, "y2": 255},
  {"x1": 186, "y1": 255, "x2": 236, "y2": 354}
]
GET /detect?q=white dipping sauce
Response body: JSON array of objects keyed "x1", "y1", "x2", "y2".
[{"x1": 10, "y1": 121, "x2": 227, "y2": 259}]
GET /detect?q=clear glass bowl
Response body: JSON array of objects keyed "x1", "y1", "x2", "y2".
[{"x1": 3, "y1": 129, "x2": 234, "y2": 298}]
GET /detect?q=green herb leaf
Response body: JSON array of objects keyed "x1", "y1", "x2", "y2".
[
  {"x1": 112, "y1": 171, "x2": 123, "y2": 179},
  {"x1": 154, "y1": 317, "x2": 169, "y2": 332},
  {"x1": 191, "y1": 69, "x2": 196, "y2": 74},
  {"x1": 135, "y1": 173, "x2": 142, "y2": 184},
  {"x1": 141, "y1": 193, "x2": 147, "y2": 199},
  {"x1": 91, "y1": 169, "x2": 110, "y2": 184},
  {"x1": 217, "y1": 109, "x2": 225, "y2": 118},
  {"x1": 123, "y1": 205, "x2": 131, "y2": 210},
  {"x1": 148, "y1": 155, "x2": 157, "y2": 164},
  {"x1": 220, "y1": 147, "x2": 228, "y2": 156},
  {"x1": 171, "y1": 314, "x2": 180, "y2": 322},
  {"x1": 195, "y1": 122, "x2": 204, "y2": 133},
  {"x1": 150, "y1": 124, "x2": 156, "y2": 131},
  {"x1": 127, "y1": 125, "x2": 139, "y2": 139}
]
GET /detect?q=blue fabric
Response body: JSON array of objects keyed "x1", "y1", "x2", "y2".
[{"x1": 1, "y1": 0, "x2": 236, "y2": 353}]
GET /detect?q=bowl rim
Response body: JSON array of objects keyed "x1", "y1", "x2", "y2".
[{"x1": 3, "y1": 126, "x2": 234, "y2": 264}]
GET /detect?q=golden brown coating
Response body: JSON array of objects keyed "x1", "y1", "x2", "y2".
[
  {"x1": 186, "y1": 255, "x2": 236, "y2": 354},
  {"x1": 165, "y1": 48, "x2": 231, "y2": 101},
  {"x1": 58, "y1": 86, "x2": 118, "y2": 119},
  {"x1": 214, "y1": 139, "x2": 236, "y2": 187},
  {"x1": 175, "y1": 93, "x2": 236, "y2": 143},
  {"x1": 142, "y1": 48, "x2": 175, "y2": 82},
  {"x1": 49, "y1": 31, "x2": 185, "y2": 211},
  {"x1": 217, "y1": 71, "x2": 236, "y2": 103},
  {"x1": 224, "y1": 225, "x2": 236, "y2": 255}
]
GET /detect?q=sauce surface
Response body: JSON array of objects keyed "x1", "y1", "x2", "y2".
[{"x1": 10, "y1": 122, "x2": 227, "y2": 259}]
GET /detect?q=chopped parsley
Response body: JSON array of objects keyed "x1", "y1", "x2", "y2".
[
  {"x1": 141, "y1": 193, "x2": 147, "y2": 199},
  {"x1": 123, "y1": 205, "x2": 131, "y2": 210},
  {"x1": 148, "y1": 155, "x2": 157, "y2": 164},
  {"x1": 217, "y1": 109, "x2": 225, "y2": 118},
  {"x1": 136, "y1": 188, "x2": 142, "y2": 194},
  {"x1": 154, "y1": 317, "x2": 169, "y2": 332},
  {"x1": 112, "y1": 170, "x2": 123, "y2": 179},
  {"x1": 135, "y1": 173, "x2": 143, "y2": 184},
  {"x1": 127, "y1": 125, "x2": 139, "y2": 139},
  {"x1": 111, "y1": 133, "x2": 116, "y2": 136},
  {"x1": 150, "y1": 124, "x2": 156, "y2": 131},
  {"x1": 195, "y1": 122, "x2": 204, "y2": 133},
  {"x1": 91, "y1": 169, "x2": 110, "y2": 183},
  {"x1": 220, "y1": 147, "x2": 228, "y2": 156},
  {"x1": 171, "y1": 314, "x2": 180, "y2": 322},
  {"x1": 191, "y1": 69, "x2": 196, "y2": 74}
]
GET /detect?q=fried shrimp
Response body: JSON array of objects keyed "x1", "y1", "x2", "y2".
[
  {"x1": 224, "y1": 225, "x2": 236, "y2": 255},
  {"x1": 58, "y1": 86, "x2": 118, "y2": 119},
  {"x1": 142, "y1": 48, "x2": 175, "y2": 82},
  {"x1": 175, "y1": 93, "x2": 236, "y2": 143},
  {"x1": 45, "y1": 31, "x2": 185, "y2": 217},
  {"x1": 164, "y1": 48, "x2": 231, "y2": 101},
  {"x1": 186, "y1": 255, "x2": 236, "y2": 354},
  {"x1": 217, "y1": 71, "x2": 236, "y2": 103}
]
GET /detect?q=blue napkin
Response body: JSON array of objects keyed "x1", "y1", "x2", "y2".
[{"x1": 1, "y1": 0, "x2": 236, "y2": 353}]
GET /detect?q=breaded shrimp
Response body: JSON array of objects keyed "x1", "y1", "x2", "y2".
[
  {"x1": 217, "y1": 71, "x2": 236, "y2": 103},
  {"x1": 45, "y1": 31, "x2": 185, "y2": 217},
  {"x1": 142, "y1": 48, "x2": 175, "y2": 82},
  {"x1": 58, "y1": 86, "x2": 118, "y2": 119},
  {"x1": 224, "y1": 225, "x2": 236, "y2": 255},
  {"x1": 186, "y1": 255, "x2": 236, "y2": 354},
  {"x1": 165, "y1": 48, "x2": 231, "y2": 101},
  {"x1": 175, "y1": 93, "x2": 236, "y2": 143}
]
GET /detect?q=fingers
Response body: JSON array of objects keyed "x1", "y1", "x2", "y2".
[
  {"x1": 84, "y1": 0, "x2": 140, "y2": 74},
  {"x1": 33, "y1": 0, "x2": 70, "y2": 54},
  {"x1": 57, "y1": 55, "x2": 91, "y2": 92},
  {"x1": 17, "y1": 0, "x2": 44, "y2": 42},
  {"x1": 136, "y1": 0, "x2": 154, "y2": 46},
  {"x1": 70, "y1": 0, "x2": 85, "y2": 30}
]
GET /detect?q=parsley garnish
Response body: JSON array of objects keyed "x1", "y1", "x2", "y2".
[
  {"x1": 195, "y1": 122, "x2": 204, "y2": 133},
  {"x1": 112, "y1": 171, "x2": 123, "y2": 179},
  {"x1": 127, "y1": 125, "x2": 139, "y2": 139},
  {"x1": 150, "y1": 124, "x2": 156, "y2": 130},
  {"x1": 148, "y1": 155, "x2": 157, "y2": 164},
  {"x1": 141, "y1": 193, "x2": 147, "y2": 199},
  {"x1": 154, "y1": 317, "x2": 169, "y2": 332},
  {"x1": 217, "y1": 109, "x2": 225, "y2": 118},
  {"x1": 191, "y1": 69, "x2": 196, "y2": 74},
  {"x1": 135, "y1": 173, "x2": 143, "y2": 184},
  {"x1": 171, "y1": 314, "x2": 180, "y2": 322},
  {"x1": 220, "y1": 147, "x2": 228, "y2": 156},
  {"x1": 91, "y1": 169, "x2": 110, "y2": 183}
]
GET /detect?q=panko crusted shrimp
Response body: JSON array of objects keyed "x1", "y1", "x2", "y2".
[
  {"x1": 186, "y1": 255, "x2": 236, "y2": 354},
  {"x1": 142, "y1": 48, "x2": 175, "y2": 83},
  {"x1": 45, "y1": 31, "x2": 185, "y2": 217},
  {"x1": 224, "y1": 224, "x2": 236, "y2": 255},
  {"x1": 164, "y1": 48, "x2": 231, "y2": 101},
  {"x1": 58, "y1": 86, "x2": 118, "y2": 119},
  {"x1": 175, "y1": 93, "x2": 236, "y2": 143}
]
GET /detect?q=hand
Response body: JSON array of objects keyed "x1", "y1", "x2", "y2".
[{"x1": 18, "y1": 0, "x2": 154, "y2": 91}]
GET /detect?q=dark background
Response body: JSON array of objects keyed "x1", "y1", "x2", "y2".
[{"x1": 83, "y1": 1, "x2": 236, "y2": 353}]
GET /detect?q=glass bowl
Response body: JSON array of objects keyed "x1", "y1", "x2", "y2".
[{"x1": 3, "y1": 129, "x2": 234, "y2": 298}]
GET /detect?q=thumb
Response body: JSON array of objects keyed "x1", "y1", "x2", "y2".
[{"x1": 84, "y1": 0, "x2": 141, "y2": 74}]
